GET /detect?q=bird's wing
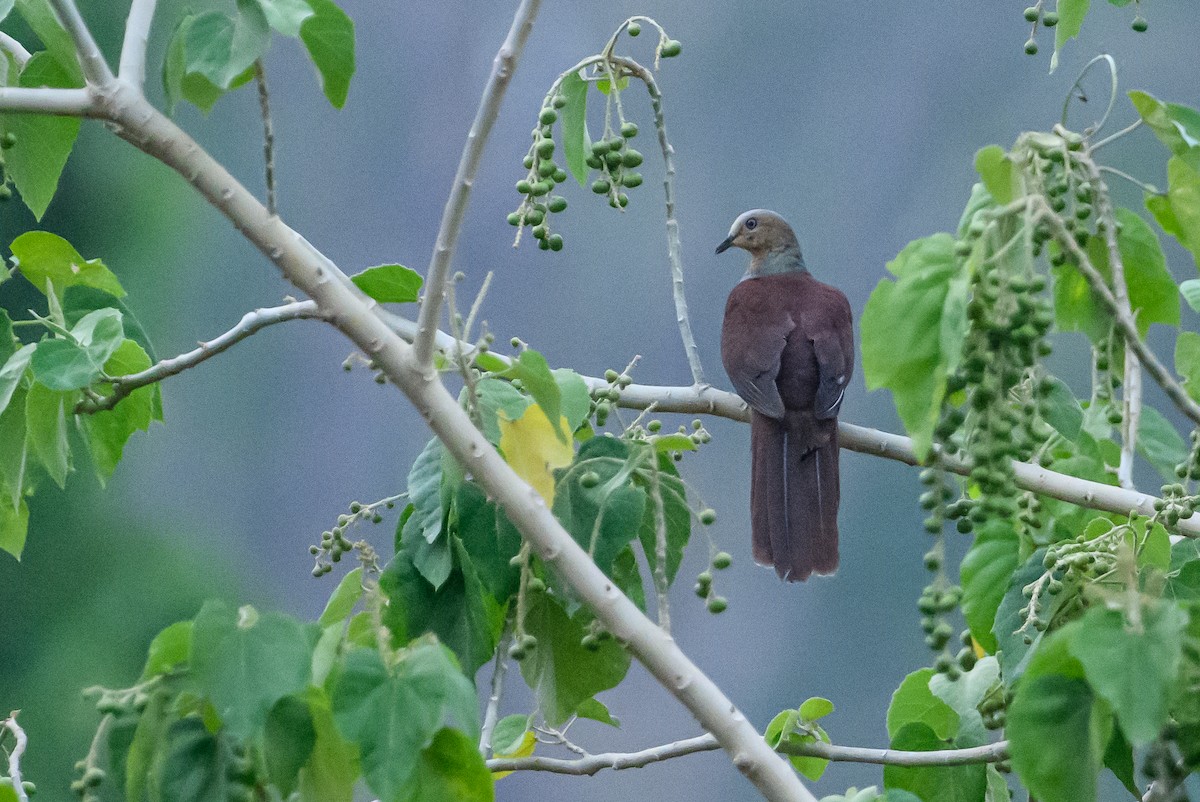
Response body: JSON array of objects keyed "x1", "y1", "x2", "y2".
[
  {"x1": 724, "y1": 315, "x2": 791, "y2": 420},
  {"x1": 811, "y1": 299, "x2": 853, "y2": 420}
]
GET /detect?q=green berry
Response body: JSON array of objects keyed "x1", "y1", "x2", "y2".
[
  {"x1": 527, "y1": 577, "x2": 546, "y2": 593},
  {"x1": 548, "y1": 196, "x2": 568, "y2": 213},
  {"x1": 707, "y1": 596, "x2": 728, "y2": 614},
  {"x1": 537, "y1": 238, "x2": 550, "y2": 250},
  {"x1": 622, "y1": 149, "x2": 644, "y2": 168},
  {"x1": 660, "y1": 39, "x2": 682, "y2": 57},
  {"x1": 697, "y1": 570, "x2": 713, "y2": 587},
  {"x1": 1024, "y1": 38, "x2": 1039, "y2": 55},
  {"x1": 1132, "y1": 16, "x2": 1148, "y2": 32},
  {"x1": 1042, "y1": 11, "x2": 1058, "y2": 26},
  {"x1": 539, "y1": 108, "x2": 558, "y2": 126},
  {"x1": 531, "y1": 224, "x2": 547, "y2": 239},
  {"x1": 699, "y1": 508, "x2": 717, "y2": 525},
  {"x1": 620, "y1": 121, "x2": 639, "y2": 138},
  {"x1": 1023, "y1": 6, "x2": 1040, "y2": 22},
  {"x1": 580, "y1": 471, "x2": 600, "y2": 488},
  {"x1": 622, "y1": 172, "x2": 643, "y2": 188},
  {"x1": 508, "y1": 642, "x2": 527, "y2": 660},
  {"x1": 516, "y1": 179, "x2": 534, "y2": 195},
  {"x1": 592, "y1": 178, "x2": 611, "y2": 194},
  {"x1": 627, "y1": 21, "x2": 641, "y2": 36},
  {"x1": 537, "y1": 139, "x2": 555, "y2": 159},
  {"x1": 712, "y1": 551, "x2": 732, "y2": 569},
  {"x1": 553, "y1": 94, "x2": 567, "y2": 109},
  {"x1": 525, "y1": 208, "x2": 544, "y2": 225},
  {"x1": 617, "y1": 193, "x2": 629, "y2": 207},
  {"x1": 537, "y1": 161, "x2": 556, "y2": 178},
  {"x1": 0, "y1": 132, "x2": 15, "y2": 149},
  {"x1": 548, "y1": 234, "x2": 564, "y2": 251},
  {"x1": 552, "y1": 168, "x2": 568, "y2": 183}
]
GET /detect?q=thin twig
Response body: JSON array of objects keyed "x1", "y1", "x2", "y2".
[
  {"x1": 1091, "y1": 118, "x2": 1143, "y2": 152},
  {"x1": 0, "y1": 33, "x2": 32, "y2": 68},
  {"x1": 610, "y1": 55, "x2": 705, "y2": 386},
  {"x1": 486, "y1": 733, "x2": 1009, "y2": 776},
  {"x1": 649, "y1": 464, "x2": 671, "y2": 632},
  {"x1": 1097, "y1": 164, "x2": 1162, "y2": 195},
  {"x1": 412, "y1": 0, "x2": 542, "y2": 366},
  {"x1": 75, "y1": 301, "x2": 328, "y2": 414},
  {"x1": 1061, "y1": 54, "x2": 1117, "y2": 136},
  {"x1": 2, "y1": 713, "x2": 30, "y2": 802},
  {"x1": 1035, "y1": 200, "x2": 1200, "y2": 430},
  {"x1": 44, "y1": 0, "x2": 114, "y2": 87},
  {"x1": 118, "y1": 0, "x2": 158, "y2": 89},
  {"x1": 480, "y1": 615, "x2": 514, "y2": 754},
  {"x1": 254, "y1": 60, "x2": 277, "y2": 217},
  {"x1": 0, "y1": 87, "x2": 95, "y2": 115}
]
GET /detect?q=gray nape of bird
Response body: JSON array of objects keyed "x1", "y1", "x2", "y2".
[{"x1": 716, "y1": 210, "x2": 854, "y2": 582}]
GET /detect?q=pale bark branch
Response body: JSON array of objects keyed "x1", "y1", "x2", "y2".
[
  {"x1": 0, "y1": 86, "x2": 95, "y2": 115},
  {"x1": 412, "y1": 0, "x2": 542, "y2": 366},
  {"x1": 486, "y1": 733, "x2": 1009, "y2": 776},
  {"x1": 0, "y1": 32, "x2": 31, "y2": 68},
  {"x1": 118, "y1": 0, "x2": 157, "y2": 89},
  {"x1": 480, "y1": 617, "x2": 513, "y2": 754},
  {"x1": 2, "y1": 713, "x2": 30, "y2": 802},
  {"x1": 45, "y1": 0, "x2": 113, "y2": 87},
  {"x1": 76, "y1": 301, "x2": 328, "y2": 414},
  {"x1": 254, "y1": 60, "x2": 277, "y2": 216}
]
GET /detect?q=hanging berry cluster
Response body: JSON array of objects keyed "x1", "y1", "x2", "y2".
[
  {"x1": 0, "y1": 131, "x2": 16, "y2": 202},
  {"x1": 1020, "y1": 0, "x2": 1146, "y2": 57}
]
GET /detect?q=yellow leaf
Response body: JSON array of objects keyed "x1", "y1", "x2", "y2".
[
  {"x1": 498, "y1": 404, "x2": 574, "y2": 506},
  {"x1": 491, "y1": 730, "x2": 537, "y2": 779}
]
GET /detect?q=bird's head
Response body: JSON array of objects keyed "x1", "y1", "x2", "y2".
[{"x1": 715, "y1": 209, "x2": 804, "y2": 275}]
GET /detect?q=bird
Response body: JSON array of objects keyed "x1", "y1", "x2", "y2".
[{"x1": 716, "y1": 210, "x2": 854, "y2": 582}]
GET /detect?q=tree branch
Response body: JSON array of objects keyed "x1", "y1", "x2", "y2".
[
  {"x1": 486, "y1": 733, "x2": 1009, "y2": 776},
  {"x1": 44, "y1": 0, "x2": 113, "y2": 87},
  {"x1": 95, "y1": 75, "x2": 815, "y2": 802},
  {"x1": 0, "y1": 86, "x2": 95, "y2": 116},
  {"x1": 480, "y1": 616, "x2": 513, "y2": 754},
  {"x1": 610, "y1": 55, "x2": 705, "y2": 385},
  {"x1": 254, "y1": 60, "x2": 278, "y2": 216},
  {"x1": 0, "y1": 32, "x2": 32, "y2": 68},
  {"x1": 2, "y1": 713, "x2": 30, "y2": 802},
  {"x1": 118, "y1": 0, "x2": 157, "y2": 90},
  {"x1": 1034, "y1": 199, "x2": 1200, "y2": 429},
  {"x1": 76, "y1": 301, "x2": 329, "y2": 414},
  {"x1": 412, "y1": 0, "x2": 542, "y2": 366}
]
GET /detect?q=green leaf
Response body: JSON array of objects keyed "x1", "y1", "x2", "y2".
[
  {"x1": 553, "y1": 368, "x2": 591, "y2": 432},
  {"x1": 636, "y1": 453, "x2": 690, "y2": 583},
  {"x1": 401, "y1": 436, "x2": 452, "y2": 587},
  {"x1": 81, "y1": 339, "x2": 156, "y2": 481},
  {"x1": 184, "y1": 1, "x2": 269, "y2": 89},
  {"x1": 1181, "y1": 280, "x2": 1200, "y2": 314},
  {"x1": 11, "y1": 231, "x2": 125, "y2": 300},
  {"x1": 553, "y1": 437, "x2": 646, "y2": 577},
  {"x1": 1040, "y1": 375, "x2": 1084, "y2": 440},
  {"x1": 190, "y1": 600, "x2": 312, "y2": 740},
  {"x1": 0, "y1": 311, "x2": 14, "y2": 367},
  {"x1": 764, "y1": 709, "x2": 831, "y2": 781},
  {"x1": 0, "y1": 387, "x2": 27, "y2": 512},
  {"x1": 298, "y1": 687, "x2": 359, "y2": 802},
  {"x1": 300, "y1": 0, "x2": 355, "y2": 108},
  {"x1": 500, "y1": 349, "x2": 566, "y2": 442},
  {"x1": 574, "y1": 697, "x2": 619, "y2": 727},
  {"x1": 0, "y1": 343, "x2": 34, "y2": 415},
  {"x1": 886, "y1": 668, "x2": 958, "y2": 742},
  {"x1": 993, "y1": 549, "x2": 1056, "y2": 680},
  {"x1": 1129, "y1": 91, "x2": 1200, "y2": 156},
  {"x1": 491, "y1": 714, "x2": 531, "y2": 754},
  {"x1": 799, "y1": 697, "x2": 835, "y2": 722},
  {"x1": 159, "y1": 718, "x2": 236, "y2": 802},
  {"x1": 256, "y1": 0, "x2": 314, "y2": 36},
  {"x1": 30, "y1": 339, "x2": 101, "y2": 390},
  {"x1": 141, "y1": 620, "x2": 193, "y2": 680},
  {"x1": 1007, "y1": 673, "x2": 1106, "y2": 802},
  {"x1": 1176, "y1": 330, "x2": 1200, "y2": 403},
  {"x1": 929, "y1": 656, "x2": 1001, "y2": 747},
  {"x1": 453, "y1": 481, "x2": 520, "y2": 602},
  {"x1": 264, "y1": 695, "x2": 317, "y2": 798},
  {"x1": 1102, "y1": 725, "x2": 1139, "y2": 798},
  {"x1": 318, "y1": 566, "x2": 363, "y2": 626},
  {"x1": 350, "y1": 263, "x2": 423, "y2": 303},
  {"x1": 164, "y1": 15, "x2": 225, "y2": 113},
  {"x1": 595, "y1": 76, "x2": 629, "y2": 94},
  {"x1": 65, "y1": 286, "x2": 159, "y2": 368},
  {"x1": 72, "y1": 307, "x2": 125, "y2": 366},
  {"x1": 1148, "y1": 156, "x2": 1200, "y2": 268},
  {"x1": 560, "y1": 71, "x2": 589, "y2": 186},
  {"x1": 974, "y1": 146, "x2": 1018, "y2": 205},
  {"x1": 404, "y1": 728, "x2": 494, "y2": 802},
  {"x1": 1, "y1": 53, "x2": 81, "y2": 219},
  {"x1": 1137, "y1": 404, "x2": 1188, "y2": 481},
  {"x1": 960, "y1": 520, "x2": 1020, "y2": 654},
  {"x1": 985, "y1": 764, "x2": 1012, "y2": 802},
  {"x1": 1070, "y1": 603, "x2": 1185, "y2": 744},
  {"x1": 519, "y1": 594, "x2": 630, "y2": 726},
  {"x1": 0, "y1": 496, "x2": 28, "y2": 560},
  {"x1": 24, "y1": 382, "x2": 71, "y2": 487},
  {"x1": 380, "y1": 536, "x2": 501, "y2": 676},
  {"x1": 125, "y1": 689, "x2": 169, "y2": 802},
  {"x1": 331, "y1": 643, "x2": 478, "y2": 800},
  {"x1": 1051, "y1": 0, "x2": 1091, "y2": 73},
  {"x1": 882, "y1": 723, "x2": 987, "y2": 802},
  {"x1": 475, "y1": 378, "x2": 530, "y2": 445},
  {"x1": 14, "y1": 0, "x2": 82, "y2": 80},
  {"x1": 862, "y1": 233, "x2": 967, "y2": 456}
]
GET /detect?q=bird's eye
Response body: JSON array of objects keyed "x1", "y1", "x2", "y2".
[{"x1": 744, "y1": 218, "x2": 758, "y2": 231}]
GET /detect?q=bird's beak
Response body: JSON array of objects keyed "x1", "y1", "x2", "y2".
[{"x1": 715, "y1": 235, "x2": 735, "y2": 255}]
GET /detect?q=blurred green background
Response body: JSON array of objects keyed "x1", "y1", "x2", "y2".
[{"x1": 2, "y1": 1, "x2": 1199, "y2": 799}]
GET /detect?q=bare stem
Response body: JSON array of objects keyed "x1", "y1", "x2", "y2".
[
  {"x1": 254, "y1": 60, "x2": 278, "y2": 217},
  {"x1": 2, "y1": 713, "x2": 30, "y2": 802},
  {"x1": 412, "y1": 0, "x2": 542, "y2": 366},
  {"x1": 480, "y1": 615, "x2": 514, "y2": 754},
  {"x1": 118, "y1": 0, "x2": 158, "y2": 89},
  {"x1": 76, "y1": 301, "x2": 328, "y2": 414},
  {"x1": 486, "y1": 733, "x2": 1009, "y2": 776},
  {"x1": 0, "y1": 33, "x2": 32, "y2": 68},
  {"x1": 0, "y1": 87, "x2": 96, "y2": 115},
  {"x1": 45, "y1": 0, "x2": 114, "y2": 87},
  {"x1": 649, "y1": 465, "x2": 671, "y2": 632}
]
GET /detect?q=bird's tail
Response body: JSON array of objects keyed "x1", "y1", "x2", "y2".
[{"x1": 750, "y1": 412, "x2": 840, "y2": 582}]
